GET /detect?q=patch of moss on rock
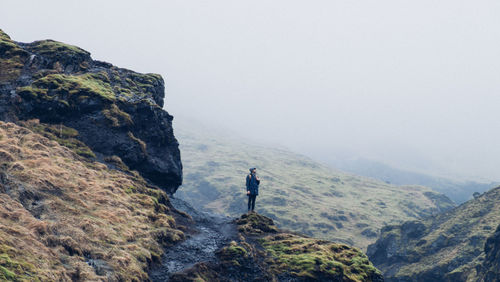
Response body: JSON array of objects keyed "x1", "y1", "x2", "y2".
[
  {"x1": 0, "y1": 29, "x2": 29, "y2": 82},
  {"x1": 261, "y1": 233, "x2": 380, "y2": 281},
  {"x1": 18, "y1": 72, "x2": 115, "y2": 103},
  {"x1": 235, "y1": 212, "x2": 278, "y2": 234},
  {"x1": 102, "y1": 104, "x2": 133, "y2": 127},
  {"x1": 25, "y1": 39, "x2": 91, "y2": 69},
  {"x1": 27, "y1": 40, "x2": 89, "y2": 58},
  {"x1": 177, "y1": 213, "x2": 383, "y2": 282},
  {"x1": 128, "y1": 131, "x2": 147, "y2": 154}
]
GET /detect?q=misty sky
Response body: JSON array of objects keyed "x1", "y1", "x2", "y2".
[{"x1": 2, "y1": 0, "x2": 500, "y2": 181}]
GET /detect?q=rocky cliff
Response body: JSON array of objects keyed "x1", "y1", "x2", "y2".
[
  {"x1": 0, "y1": 29, "x2": 182, "y2": 194},
  {"x1": 477, "y1": 224, "x2": 500, "y2": 281},
  {"x1": 367, "y1": 186, "x2": 500, "y2": 281}
]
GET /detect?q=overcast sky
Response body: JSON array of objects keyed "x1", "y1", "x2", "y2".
[{"x1": 2, "y1": 0, "x2": 500, "y2": 181}]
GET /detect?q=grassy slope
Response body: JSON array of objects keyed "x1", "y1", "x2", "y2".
[
  {"x1": 174, "y1": 119, "x2": 455, "y2": 250},
  {"x1": 0, "y1": 121, "x2": 185, "y2": 281},
  {"x1": 368, "y1": 186, "x2": 500, "y2": 281}
]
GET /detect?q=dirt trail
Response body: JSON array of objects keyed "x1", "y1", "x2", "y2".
[{"x1": 149, "y1": 197, "x2": 237, "y2": 281}]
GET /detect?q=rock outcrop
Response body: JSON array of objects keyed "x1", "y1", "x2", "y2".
[
  {"x1": 0, "y1": 29, "x2": 182, "y2": 194},
  {"x1": 477, "y1": 224, "x2": 500, "y2": 281},
  {"x1": 367, "y1": 186, "x2": 500, "y2": 281},
  {"x1": 168, "y1": 212, "x2": 384, "y2": 282}
]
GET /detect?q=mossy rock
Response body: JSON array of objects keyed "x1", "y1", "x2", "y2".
[
  {"x1": 19, "y1": 72, "x2": 115, "y2": 102},
  {"x1": 0, "y1": 29, "x2": 29, "y2": 82},
  {"x1": 25, "y1": 39, "x2": 90, "y2": 67},
  {"x1": 261, "y1": 233, "x2": 381, "y2": 281},
  {"x1": 204, "y1": 213, "x2": 385, "y2": 282},
  {"x1": 235, "y1": 212, "x2": 278, "y2": 234}
]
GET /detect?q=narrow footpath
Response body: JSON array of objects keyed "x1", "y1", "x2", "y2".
[{"x1": 149, "y1": 197, "x2": 238, "y2": 281}]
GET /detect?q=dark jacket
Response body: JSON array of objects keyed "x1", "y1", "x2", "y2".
[{"x1": 246, "y1": 173, "x2": 260, "y2": 196}]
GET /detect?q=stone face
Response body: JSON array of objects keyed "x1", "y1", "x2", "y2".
[
  {"x1": 477, "y1": 224, "x2": 500, "y2": 281},
  {"x1": 0, "y1": 29, "x2": 182, "y2": 193}
]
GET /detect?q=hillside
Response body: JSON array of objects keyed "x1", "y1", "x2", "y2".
[
  {"x1": 0, "y1": 121, "x2": 187, "y2": 280},
  {"x1": 174, "y1": 119, "x2": 455, "y2": 250},
  {"x1": 367, "y1": 186, "x2": 500, "y2": 281},
  {"x1": 324, "y1": 157, "x2": 496, "y2": 204},
  {"x1": 0, "y1": 29, "x2": 386, "y2": 281},
  {"x1": 478, "y1": 224, "x2": 500, "y2": 281}
]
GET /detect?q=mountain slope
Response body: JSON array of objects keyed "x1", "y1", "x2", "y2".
[
  {"x1": 174, "y1": 119, "x2": 455, "y2": 250},
  {"x1": 367, "y1": 186, "x2": 500, "y2": 281},
  {"x1": 478, "y1": 224, "x2": 500, "y2": 281}
]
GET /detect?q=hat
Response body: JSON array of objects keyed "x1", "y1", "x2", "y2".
[{"x1": 249, "y1": 167, "x2": 256, "y2": 172}]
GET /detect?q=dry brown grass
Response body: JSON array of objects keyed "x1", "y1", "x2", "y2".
[{"x1": 0, "y1": 121, "x2": 185, "y2": 281}]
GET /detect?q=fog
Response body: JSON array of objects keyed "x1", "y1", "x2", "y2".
[{"x1": 2, "y1": 0, "x2": 500, "y2": 181}]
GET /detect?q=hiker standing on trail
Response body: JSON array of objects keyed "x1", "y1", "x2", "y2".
[{"x1": 246, "y1": 168, "x2": 260, "y2": 212}]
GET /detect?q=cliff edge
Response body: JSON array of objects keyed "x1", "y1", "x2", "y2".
[{"x1": 0, "y1": 29, "x2": 182, "y2": 194}]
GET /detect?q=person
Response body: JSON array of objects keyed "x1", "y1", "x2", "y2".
[{"x1": 246, "y1": 167, "x2": 260, "y2": 212}]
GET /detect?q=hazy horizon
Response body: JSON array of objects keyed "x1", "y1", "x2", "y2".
[{"x1": 2, "y1": 0, "x2": 499, "y2": 182}]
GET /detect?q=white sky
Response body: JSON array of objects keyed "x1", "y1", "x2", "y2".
[{"x1": 2, "y1": 0, "x2": 500, "y2": 181}]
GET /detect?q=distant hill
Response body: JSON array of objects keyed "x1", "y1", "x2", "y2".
[
  {"x1": 367, "y1": 185, "x2": 500, "y2": 281},
  {"x1": 174, "y1": 118, "x2": 455, "y2": 250},
  {"x1": 323, "y1": 158, "x2": 496, "y2": 204}
]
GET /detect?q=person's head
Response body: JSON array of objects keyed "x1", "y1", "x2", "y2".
[{"x1": 250, "y1": 167, "x2": 256, "y2": 174}]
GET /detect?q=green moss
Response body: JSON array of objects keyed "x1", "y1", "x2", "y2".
[
  {"x1": 0, "y1": 29, "x2": 10, "y2": 41},
  {"x1": 218, "y1": 241, "x2": 249, "y2": 267},
  {"x1": 0, "y1": 31, "x2": 29, "y2": 82},
  {"x1": 18, "y1": 72, "x2": 116, "y2": 103},
  {"x1": 28, "y1": 39, "x2": 89, "y2": 58},
  {"x1": 261, "y1": 234, "x2": 380, "y2": 281},
  {"x1": 124, "y1": 186, "x2": 136, "y2": 194},
  {"x1": 121, "y1": 72, "x2": 162, "y2": 96},
  {"x1": 0, "y1": 253, "x2": 36, "y2": 281},
  {"x1": 224, "y1": 241, "x2": 248, "y2": 257},
  {"x1": 102, "y1": 104, "x2": 133, "y2": 127},
  {"x1": 0, "y1": 265, "x2": 16, "y2": 281},
  {"x1": 235, "y1": 212, "x2": 278, "y2": 234},
  {"x1": 127, "y1": 132, "x2": 147, "y2": 154}
]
